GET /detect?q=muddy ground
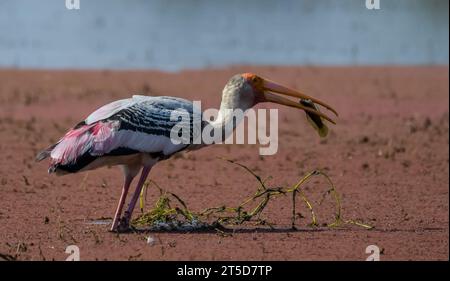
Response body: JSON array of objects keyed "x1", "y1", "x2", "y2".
[{"x1": 0, "y1": 66, "x2": 448, "y2": 261}]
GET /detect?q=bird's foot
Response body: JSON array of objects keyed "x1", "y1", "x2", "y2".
[{"x1": 116, "y1": 217, "x2": 131, "y2": 233}]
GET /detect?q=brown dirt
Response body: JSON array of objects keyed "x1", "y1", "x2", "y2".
[{"x1": 0, "y1": 66, "x2": 448, "y2": 261}]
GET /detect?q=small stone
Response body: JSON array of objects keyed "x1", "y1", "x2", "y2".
[
  {"x1": 359, "y1": 136, "x2": 370, "y2": 144},
  {"x1": 146, "y1": 236, "x2": 155, "y2": 246},
  {"x1": 402, "y1": 160, "x2": 411, "y2": 168},
  {"x1": 423, "y1": 118, "x2": 432, "y2": 129}
]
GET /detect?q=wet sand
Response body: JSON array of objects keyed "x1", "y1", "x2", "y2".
[{"x1": 0, "y1": 66, "x2": 448, "y2": 260}]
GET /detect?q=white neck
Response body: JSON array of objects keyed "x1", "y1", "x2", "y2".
[{"x1": 206, "y1": 88, "x2": 253, "y2": 143}]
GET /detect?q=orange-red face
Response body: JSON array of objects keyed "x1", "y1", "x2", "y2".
[
  {"x1": 241, "y1": 73, "x2": 265, "y2": 98},
  {"x1": 240, "y1": 73, "x2": 338, "y2": 124}
]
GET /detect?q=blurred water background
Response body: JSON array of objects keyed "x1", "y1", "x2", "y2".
[{"x1": 0, "y1": 0, "x2": 448, "y2": 70}]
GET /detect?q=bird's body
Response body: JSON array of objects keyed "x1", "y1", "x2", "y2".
[
  {"x1": 37, "y1": 73, "x2": 337, "y2": 232},
  {"x1": 38, "y1": 95, "x2": 200, "y2": 175}
]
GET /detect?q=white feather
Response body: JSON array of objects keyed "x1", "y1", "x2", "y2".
[
  {"x1": 85, "y1": 95, "x2": 153, "y2": 125},
  {"x1": 91, "y1": 129, "x2": 185, "y2": 156}
]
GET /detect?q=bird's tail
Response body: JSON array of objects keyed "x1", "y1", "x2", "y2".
[{"x1": 35, "y1": 143, "x2": 58, "y2": 162}]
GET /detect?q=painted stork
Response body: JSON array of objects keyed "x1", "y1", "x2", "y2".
[{"x1": 36, "y1": 73, "x2": 337, "y2": 232}]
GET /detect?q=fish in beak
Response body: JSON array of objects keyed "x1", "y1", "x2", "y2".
[
  {"x1": 299, "y1": 99, "x2": 328, "y2": 138},
  {"x1": 260, "y1": 77, "x2": 338, "y2": 137}
]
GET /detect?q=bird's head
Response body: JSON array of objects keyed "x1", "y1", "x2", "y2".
[{"x1": 222, "y1": 73, "x2": 338, "y2": 136}]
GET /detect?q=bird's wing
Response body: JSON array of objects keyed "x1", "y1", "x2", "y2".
[
  {"x1": 45, "y1": 96, "x2": 201, "y2": 172},
  {"x1": 84, "y1": 95, "x2": 197, "y2": 123},
  {"x1": 94, "y1": 96, "x2": 201, "y2": 156}
]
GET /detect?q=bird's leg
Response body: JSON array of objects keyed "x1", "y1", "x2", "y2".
[
  {"x1": 118, "y1": 165, "x2": 152, "y2": 231},
  {"x1": 110, "y1": 175, "x2": 134, "y2": 232}
]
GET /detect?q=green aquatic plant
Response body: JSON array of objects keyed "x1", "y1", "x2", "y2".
[{"x1": 132, "y1": 159, "x2": 373, "y2": 232}]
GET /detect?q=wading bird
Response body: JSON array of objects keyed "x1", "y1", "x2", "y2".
[{"x1": 36, "y1": 73, "x2": 337, "y2": 232}]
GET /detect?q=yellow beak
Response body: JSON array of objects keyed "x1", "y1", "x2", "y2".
[{"x1": 262, "y1": 78, "x2": 338, "y2": 124}]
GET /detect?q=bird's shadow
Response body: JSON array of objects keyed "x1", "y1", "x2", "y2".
[
  {"x1": 124, "y1": 226, "x2": 448, "y2": 235},
  {"x1": 119, "y1": 225, "x2": 336, "y2": 235}
]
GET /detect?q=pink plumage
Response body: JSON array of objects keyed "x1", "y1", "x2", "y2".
[{"x1": 47, "y1": 121, "x2": 119, "y2": 172}]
